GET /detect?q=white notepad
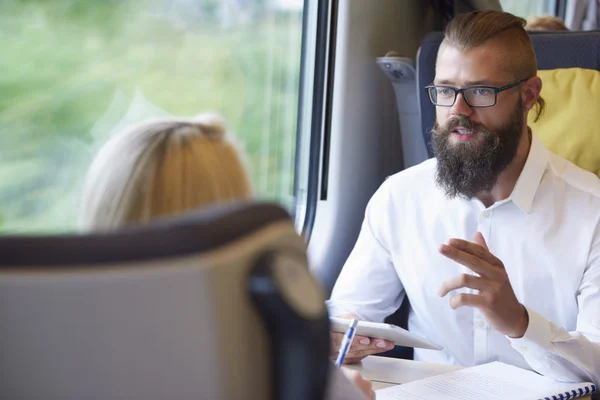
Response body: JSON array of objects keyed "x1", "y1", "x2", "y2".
[{"x1": 376, "y1": 361, "x2": 596, "y2": 400}]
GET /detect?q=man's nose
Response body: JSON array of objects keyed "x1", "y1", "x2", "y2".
[{"x1": 450, "y1": 92, "x2": 473, "y2": 117}]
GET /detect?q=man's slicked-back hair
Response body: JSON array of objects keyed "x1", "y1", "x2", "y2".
[
  {"x1": 441, "y1": 10, "x2": 545, "y2": 121},
  {"x1": 443, "y1": 10, "x2": 528, "y2": 51}
]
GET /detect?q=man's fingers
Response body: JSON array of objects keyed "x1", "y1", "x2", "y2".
[
  {"x1": 438, "y1": 273, "x2": 490, "y2": 297},
  {"x1": 472, "y1": 232, "x2": 489, "y2": 250},
  {"x1": 357, "y1": 336, "x2": 371, "y2": 346},
  {"x1": 356, "y1": 335, "x2": 371, "y2": 346},
  {"x1": 341, "y1": 342, "x2": 395, "y2": 363},
  {"x1": 330, "y1": 334, "x2": 395, "y2": 360},
  {"x1": 331, "y1": 333, "x2": 368, "y2": 348},
  {"x1": 342, "y1": 356, "x2": 367, "y2": 365},
  {"x1": 448, "y1": 293, "x2": 487, "y2": 310},
  {"x1": 331, "y1": 333, "x2": 393, "y2": 351},
  {"x1": 446, "y1": 237, "x2": 503, "y2": 268},
  {"x1": 439, "y1": 245, "x2": 501, "y2": 279},
  {"x1": 330, "y1": 313, "x2": 395, "y2": 362}
]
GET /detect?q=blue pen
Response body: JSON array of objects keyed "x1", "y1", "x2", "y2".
[{"x1": 335, "y1": 318, "x2": 359, "y2": 367}]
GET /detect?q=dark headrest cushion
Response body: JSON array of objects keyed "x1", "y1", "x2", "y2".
[{"x1": 0, "y1": 201, "x2": 291, "y2": 268}]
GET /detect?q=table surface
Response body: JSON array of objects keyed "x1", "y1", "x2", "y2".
[
  {"x1": 345, "y1": 355, "x2": 462, "y2": 390},
  {"x1": 346, "y1": 355, "x2": 592, "y2": 399}
]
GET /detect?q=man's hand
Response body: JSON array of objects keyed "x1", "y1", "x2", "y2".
[
  {"x1": 330, "y1": 314, "x2": 395, "y2": 364},
  {"x1": 341, "y1": 368, "x2": 376, "y2": 400},
  {"x1": 438, "y1": 232, "x2": 529, "y2": 338}
]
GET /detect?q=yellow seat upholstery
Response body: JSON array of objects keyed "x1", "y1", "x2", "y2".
[{"x1": 528, "y1": 68, "x2": 600, "y2": 177}]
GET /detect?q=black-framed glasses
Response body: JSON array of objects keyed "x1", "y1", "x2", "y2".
[{"x1": 425, "y1": 78, "x2": 529, "y2": 108}]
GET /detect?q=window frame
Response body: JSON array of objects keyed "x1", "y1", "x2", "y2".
[{"x1": 293, "y1": 0, "x2": 339, "y2": 240}]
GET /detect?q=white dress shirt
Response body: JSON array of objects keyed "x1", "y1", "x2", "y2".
[{"x1": 327, "y1": 134, "x2": 600, "y2": 385}]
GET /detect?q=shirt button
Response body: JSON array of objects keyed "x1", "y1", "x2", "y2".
[
  {"x1": 519, "y1": 346, "x2": 528, "y2": 353},
  {"x1": 477, "y1": 321, "x2": 485, "y2": 329},
  {"x1": 481, "y1": 210, "x2": 491, "y2": 218}
]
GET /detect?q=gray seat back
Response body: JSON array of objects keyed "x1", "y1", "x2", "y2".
[{"x1": 0, "y1": 201, "x2": 329, "y2": 400}]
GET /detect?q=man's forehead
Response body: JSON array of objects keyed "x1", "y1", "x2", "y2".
[{"x1": 434, "y1": 43, "x2": 515, "y2": 84}]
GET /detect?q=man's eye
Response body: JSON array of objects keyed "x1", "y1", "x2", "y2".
[
  {"x1": 437, "y1": 88, "x2": 453, "y2": 97},
  {"x1": 473, "y1": 88, "x2": 493, "y2": 96}
]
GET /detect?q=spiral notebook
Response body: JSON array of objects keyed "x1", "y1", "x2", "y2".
[{"x1": 376, "y1": 361, "x2": 596, "y2": 400}]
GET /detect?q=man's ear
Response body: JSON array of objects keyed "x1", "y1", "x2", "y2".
[{"x1": 522, "y1": 76, "x2": 542, "y2": 112}]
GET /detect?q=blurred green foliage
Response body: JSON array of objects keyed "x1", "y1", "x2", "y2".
[{"x1": 0, "y1": 0, "x2": 303, "y2": 233}]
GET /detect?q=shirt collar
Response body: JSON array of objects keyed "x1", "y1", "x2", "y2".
[{"x1": 509, "y1": 133, "x2": 548, "y2": 214}]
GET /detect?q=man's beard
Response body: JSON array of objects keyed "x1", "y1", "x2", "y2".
[{"x1": 431, "y1": 102, "x2": 524, "y2": 199}]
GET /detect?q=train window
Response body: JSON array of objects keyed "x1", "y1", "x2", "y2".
[
  {"x1": 500, "y1": 0, "x2": 558, "y2": 19},
  {"x1": 0, "y1": 0, "x2": 307, "y2": 234}
]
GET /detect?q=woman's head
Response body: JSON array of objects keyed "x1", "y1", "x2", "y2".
[
  {"x1": 525, "y1": 15, "x2": 569, "y2": 31},
  {"x1": 80, "y1": 114, "x2": 252, "y2": 231}
]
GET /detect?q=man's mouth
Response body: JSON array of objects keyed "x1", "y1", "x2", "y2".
[{"x1": 452, "y1": 127, "x2": 474, "y2": 136}]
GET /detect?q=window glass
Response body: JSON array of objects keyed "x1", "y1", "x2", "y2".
[
  {"x1": 0, "y1": 0, "x2": 305, "y2": 233},
  {"x1": 500, "y1": 0, "x2": 557, "y2": 19}
]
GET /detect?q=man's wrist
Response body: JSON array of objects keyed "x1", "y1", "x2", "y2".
[{"x1": 508, "y1": 304, "x2": 529, "y2": 339}]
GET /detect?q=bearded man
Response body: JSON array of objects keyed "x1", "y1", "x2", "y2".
[{"x1": 326, "y1": 10, "x2": 600, "y2": 386}]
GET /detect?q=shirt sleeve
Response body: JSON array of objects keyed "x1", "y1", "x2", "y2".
[
  {"x1": 508, "y1": 222, "x2": 600, "y2": 385},
  {"x1": 326, "y1": 180, "x2": 404, "y2": 323}
]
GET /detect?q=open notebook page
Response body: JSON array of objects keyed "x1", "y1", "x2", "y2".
[{"x1": 376, "y1": 361, "x2": 596, "y2": 400}]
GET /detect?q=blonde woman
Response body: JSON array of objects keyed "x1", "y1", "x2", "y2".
[
  {"x1": 79, "y1": 114, "x2": 253, "y2": 231},
  {"x1": 79, "y1": 114, "x2": 375, "y2": 400},
  {"x1": 525, "y1": 15, "x2": 569, "y2": 31}
]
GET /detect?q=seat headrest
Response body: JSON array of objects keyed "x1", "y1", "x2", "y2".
[
  {"x1": 528, "y1": 67, "x2": 600, "y2": 177},
  {"x1": 0, "y1": 201, "x2": 291, "y2": 268}
]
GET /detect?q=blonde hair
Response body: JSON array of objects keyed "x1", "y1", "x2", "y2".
[
  {"x1": 79, "y1": 114, "x2": 253, "y2": 231},
  {"x1": 441, "y1": 10, "x2": 545, "y2": 121},
  {"x1": 526, "y1": 15, "x2": 569, "y2": 31}
]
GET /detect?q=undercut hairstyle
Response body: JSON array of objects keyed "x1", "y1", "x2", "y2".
[{"x1": 441, "y1": 10, "x2": 545, "y2": 121}]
